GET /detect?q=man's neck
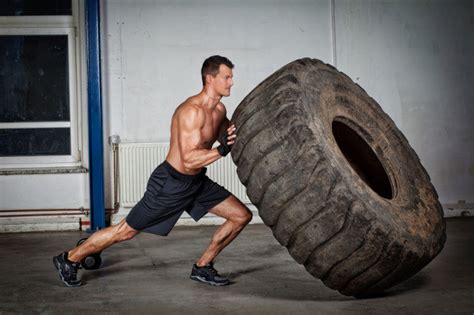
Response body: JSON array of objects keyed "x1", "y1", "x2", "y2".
[{"x1": 201, "y1": 89, "x2": 222, "y2": 109}]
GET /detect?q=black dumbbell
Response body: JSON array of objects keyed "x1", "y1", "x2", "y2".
[{"x1": 76, "y1": 238, "x2": 102, "y2": 270}]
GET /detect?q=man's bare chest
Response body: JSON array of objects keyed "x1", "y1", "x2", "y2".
[{"x1": 201, "y1": 111, "x2": 222, "y2": 147}]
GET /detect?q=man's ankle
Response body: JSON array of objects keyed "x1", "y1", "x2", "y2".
[
  {"x1": 195, "y1": 261, "x2": 210, "y2": 268},
  {"x1": 66, "y1": 251, "x2": 80, "y2": 264}
]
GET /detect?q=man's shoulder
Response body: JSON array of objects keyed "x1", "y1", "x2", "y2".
[
  {"x1": 178, "y1": 96, "x2": 202, "y2": 112},
  {"x1": 176, "y1": 99, "x2": 205, "y2": 126},
  {"x1": 180, "y1": 94, "x2": 223, "y2": 112}
]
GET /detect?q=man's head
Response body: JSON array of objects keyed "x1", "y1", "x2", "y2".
[{"x1": 201, "y1": 55, "x2": 234, "y2": 97}]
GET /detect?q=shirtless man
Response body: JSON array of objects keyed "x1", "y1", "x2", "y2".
[{"x1": 53, "y1": 55, "x2": 252, "y2": 287}]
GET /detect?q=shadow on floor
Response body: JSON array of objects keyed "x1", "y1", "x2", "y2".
[{"x1": 227, "y1": 263, "x2": 431, "y2": 302}]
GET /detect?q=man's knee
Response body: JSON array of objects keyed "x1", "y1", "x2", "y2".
[
  {"x1": 234, "y1": 208, "x2": 252, "y2": 227},
  {"x1": 114, "y1": 219, "x2": 138, "y2": 242}
]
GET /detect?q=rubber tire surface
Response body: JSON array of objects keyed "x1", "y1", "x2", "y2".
[{"x1": 231, "y1": 58, "x2": 446, "y2": 297}]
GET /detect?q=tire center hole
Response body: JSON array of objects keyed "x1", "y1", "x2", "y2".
[{"x1": 332, "y1": 120, "x2": 393, "y2": 199}]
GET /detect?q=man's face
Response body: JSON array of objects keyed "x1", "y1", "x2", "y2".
[{"x1": 209, "y1": 64, "x2": 234, "y2": 97}]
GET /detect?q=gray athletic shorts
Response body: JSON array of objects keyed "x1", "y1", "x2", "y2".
[{"x1": 126, "y1": 160, "x2": 232, "y2": 236}]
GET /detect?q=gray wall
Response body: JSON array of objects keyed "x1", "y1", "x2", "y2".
[{"x1": 102, "y1": 0, "x2": 473, "y2": 210}]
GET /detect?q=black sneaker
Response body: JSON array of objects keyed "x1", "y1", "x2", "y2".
[
  {"x1": 53, "y1": 252, "x2": 82, "y2": 287},
  {"x1": 190, "y1": 262, "x2": 229, "y2": 286}
]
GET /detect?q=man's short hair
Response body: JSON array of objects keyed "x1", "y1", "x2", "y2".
[{"x1": 201, "y1": 55, "x2": 234, "y2": 86}]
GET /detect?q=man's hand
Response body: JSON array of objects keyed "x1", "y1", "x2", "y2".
[{"x1": 217, "y1": 124, "x2": 237, "y2": 156}]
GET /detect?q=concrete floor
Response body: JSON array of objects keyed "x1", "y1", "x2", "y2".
[{"x1": 0, "y1": 218, "x2": 472, "y2": 314}]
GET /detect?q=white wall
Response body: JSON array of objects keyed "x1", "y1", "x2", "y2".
[
  {"x1": 102, "y1": 0, "x2": 332, "y2": 143},
  {"x1": 0, "y1": 174, "x2": 88, "y2": 209}
]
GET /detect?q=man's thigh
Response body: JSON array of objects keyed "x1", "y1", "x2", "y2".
[{"x1": 187, "y1": 175, "x2": 232, "y2": 221}]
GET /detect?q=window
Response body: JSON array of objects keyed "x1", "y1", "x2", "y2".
[{"x1": 0, "y1": 0, "x2": 83, "y2": 168}]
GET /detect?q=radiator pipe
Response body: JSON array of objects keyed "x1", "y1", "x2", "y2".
[
  {"x1": 0, "y1": 208, "x2": 115, "y2": 218},
  {"x1": 110, "y1": 135, "x2": 121, "y2": 214}
]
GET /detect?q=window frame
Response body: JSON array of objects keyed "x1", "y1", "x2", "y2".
[{"x1": 0, "y1": 1, "x2": 84, "y2": 168}]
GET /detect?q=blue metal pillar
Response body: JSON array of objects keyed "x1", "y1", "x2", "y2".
[{"x1": 86, "y1": 0, "x2": 105, "y2": 229}]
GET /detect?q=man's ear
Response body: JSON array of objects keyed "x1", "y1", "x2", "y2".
[{"x1": 205, "y1": 73, "x2": 213, "y2": 85}]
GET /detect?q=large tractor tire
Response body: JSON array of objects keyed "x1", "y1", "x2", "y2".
[{"x1": 231, "y1": 58, "x2": 446, "y2": 297}]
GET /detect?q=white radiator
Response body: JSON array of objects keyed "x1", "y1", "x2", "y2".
[{"x1": 118, "y1": 142, "x2": 250, "y2": 207}]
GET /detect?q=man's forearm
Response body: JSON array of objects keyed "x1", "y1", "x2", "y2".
[{"x1": 182, "y1": 148, "x2": 222, "y2": 170}]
